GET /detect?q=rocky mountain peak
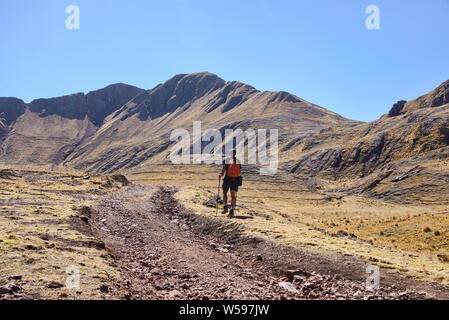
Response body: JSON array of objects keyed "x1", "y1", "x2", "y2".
[
  {"x1": 0, "y1": 97, "x2": 26, "y2": 126},
  {"x1": 388, "y1": 100, "x2": 407, "y2": 117},
  {"x1": 28, "y1": 84, "x2": 145, "y2": 126},
  {"x1": 400, "y1": 79, "x2": 449, "y2": 115},
  {"x1": 119, "y1": 72, "x2": 227, "y2": 121}
]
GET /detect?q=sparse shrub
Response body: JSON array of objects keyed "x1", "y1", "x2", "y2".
[
  {"x1": 434, "y1": 231, "x2": 441, "y2": 236},
  {"x1": 423, "y1": 227, "x2": 432, "y2": 233}
]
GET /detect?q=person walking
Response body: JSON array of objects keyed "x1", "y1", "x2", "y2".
[{"x1": 219, "y1": 150, "x2": 241, "y2": 218}]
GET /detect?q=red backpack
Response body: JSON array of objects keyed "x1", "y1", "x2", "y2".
[{"x1": 226, "y1": 160, "x2": 241, "y2": 178}]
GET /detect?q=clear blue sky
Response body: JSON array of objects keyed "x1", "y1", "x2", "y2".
[{"x1": 1, "y1": 0, "x2": 448, "y2": 121}]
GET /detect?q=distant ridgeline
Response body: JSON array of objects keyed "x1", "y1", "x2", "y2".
[{"x1": 0, "y1": 73, "x2": 448, "y2": 200}]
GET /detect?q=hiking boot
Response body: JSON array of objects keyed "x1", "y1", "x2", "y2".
[
  {"x1": 221, "y1": 205, "x2": 229, "y2": 214},
  {"x1": 228, "y1": 209, "x2": 235, "y2": 218}
]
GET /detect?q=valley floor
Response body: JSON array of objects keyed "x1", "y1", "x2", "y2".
[
  {"x1": 89, "y1": 185, "x2": 429, "y2": 300},
  {"x1": 129, "y1": 164, "x2": 449, "y2": 295},
  {"x1": 1, "y1": 166, "x2": 448, "y2": 299}
]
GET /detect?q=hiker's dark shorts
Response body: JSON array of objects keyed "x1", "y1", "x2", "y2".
[{"x1": 223, "y1": 176, "x2": 239, "y2": 193}]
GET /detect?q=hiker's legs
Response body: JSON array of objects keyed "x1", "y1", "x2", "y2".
[
  {"x1": 228, "y1": 190, "x2": 237, "y2": 218},
  {"x1": 231, "y1": 190, "x2": 237, "y2": 209},
  {"x1": 223, "y1": 191, "x2": 228, "y2": 207},
  {"x1": 222, "y1": 177, "x2": 230, "y2": 213}
]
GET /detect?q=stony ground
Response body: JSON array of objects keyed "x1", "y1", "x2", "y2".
[
  {"x1": 88, "y1": 185, "x2": 431, "y2": 300},
  {"x1": 2, "y1": 170, "x2": 447, "y2": 300},
  {"x1": 131, "y1": 165, "x2": 449, "y2": 288},
  {"x1": 0, "y1": 169, "x2": 126, "y2": 300}
]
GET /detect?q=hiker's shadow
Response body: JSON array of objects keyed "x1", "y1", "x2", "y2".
[{"x1": 232, "y1": 215, "x2": 254, "y2": 220}]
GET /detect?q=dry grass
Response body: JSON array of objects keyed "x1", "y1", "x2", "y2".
[
  {"x1": 0, "y1": 170, "x2": 125, "y2": 299},
  {"x1": 2, "y1": 164, "x2": 447, "y2": 300},
  {"x1": 129, "y1": 164, "x2": 449, "y2": 286}
]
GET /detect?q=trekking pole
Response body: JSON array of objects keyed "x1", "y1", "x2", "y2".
[{"x1": 216, "y1": 175, "x2": 221, "y2": 216}]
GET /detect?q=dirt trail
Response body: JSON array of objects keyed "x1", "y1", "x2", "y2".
[
  {"x1": 90, "y1": 185, "x2": 448, "y2": 300},
  {"x1": 91, "y1": 185, "x2": 288, "y2": 299}
]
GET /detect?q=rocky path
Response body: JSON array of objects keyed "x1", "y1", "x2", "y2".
[
  {"x1": 90, "y1": 185, "x2": 433, "y2": 300},
  {"x1": 91, "y1": 185, "x2": 289, "y2": 299}
]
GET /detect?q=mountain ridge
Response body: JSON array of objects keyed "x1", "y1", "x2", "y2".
[
  {"x1": 0, "y1": 72, "x2": 448, "y2": 204},
  {"x1": 58, "y1": 72, "x2": 354, "y2": 173}
]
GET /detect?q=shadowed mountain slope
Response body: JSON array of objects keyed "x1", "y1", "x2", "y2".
[
  {"x1": 0, "y1": 84, "x2": 145, "y2": 168},
  {"x1": 283, "y1": 79, "x2": 449, "y2": 203},
  {"x1": 0, "y1": 98, "x2": 27, "y2": 140},
  {"x1": 61, "y1": 72, "x2": 355, "y2": 172},
  {"x1": 0, "y1": 72, "x2": 354, "y2": 171},
  {"x1": 400, "y1": 80, "x2": 449, "y2": 114},
  {"x1": 29, "y1": 83, "x2": 145, "y2": 126}
]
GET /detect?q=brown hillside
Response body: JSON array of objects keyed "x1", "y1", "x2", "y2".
[
  {"x1": 0, "y1": 84, "x2": 144, "y2": 169},
  {"x1": 58, "y1": 72, "x2": 356, "y2": 172},
  {"x1": 0, "y1": 72, "x2": 448, "y2": 203}
]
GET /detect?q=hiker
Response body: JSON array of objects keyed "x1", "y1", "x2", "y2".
[{"x1": 219, "y1": 150, "x2": 242, "y2": 218}]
